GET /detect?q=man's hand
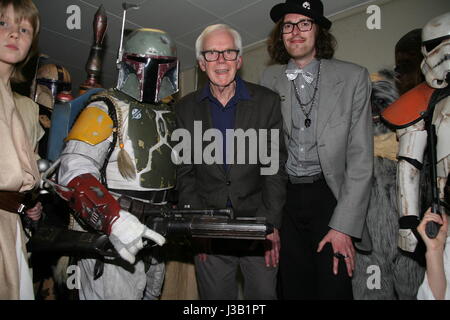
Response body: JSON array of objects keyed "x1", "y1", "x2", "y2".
[
  {"x1": 317, "y1": 229, "x2": 355, "y2": 277},
  {"x1": 109, "y1": 209, "x2": 166, "y2": 264},
  {"x1": 26, "y1": 201, "x2": 42, "y2": 221},
  {"x1": 265, "y1": 228, "x2": 280, "y2": 267}
]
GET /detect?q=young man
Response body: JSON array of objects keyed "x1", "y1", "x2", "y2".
[
  {"x1": 261, "y1": 0, "x2": 373, "y2": 299},
  {"x1": 174, "y1": 24, "x2": 287, "y2": 299}
]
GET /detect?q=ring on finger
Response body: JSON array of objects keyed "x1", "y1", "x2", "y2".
[{"x1": 333, "y1": 252, "x2": 349, "y2": 259}]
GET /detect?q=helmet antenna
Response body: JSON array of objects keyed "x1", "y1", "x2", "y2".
[{"x1": 117, "y1": 2, "x2": 140, "y2": 67}]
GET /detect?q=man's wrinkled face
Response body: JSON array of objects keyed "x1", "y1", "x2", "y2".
[
  {"x1": 198, "y1": 29, "x2": 242, "y2": 88},
  {"x1": 395, "y1": 51, "x2": 423, "y2": 95}
]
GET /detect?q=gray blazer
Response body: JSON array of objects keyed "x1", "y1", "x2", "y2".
[
  {"x1": 174, "y1": 81, "x2": 288, "y2": 229},
  {"x1": 261, "y1": 58, "x2": 373, "y2": 251}
]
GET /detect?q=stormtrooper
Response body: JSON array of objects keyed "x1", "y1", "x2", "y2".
[
  {"x1": 57, "y1": 28, "x2": 179, "y2": 300},
  {"x1": 382, "y1": 12, "x2": 450, "y2": 258}
]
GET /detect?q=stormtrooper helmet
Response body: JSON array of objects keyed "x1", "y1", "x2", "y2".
[{"x1": 421, "y1": 12, "x2": 450, "y2": 89}]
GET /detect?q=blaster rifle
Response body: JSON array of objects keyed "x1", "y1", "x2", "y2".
[
  {"x1": 138, "y1": 207, "x2": 272, "y2": 240},
  {"x1": 28, "y1": 207, "x2": 273, "y2": 258},
  {"x1": 32, "y1": 159, "x2": 273, "y2": 257}
]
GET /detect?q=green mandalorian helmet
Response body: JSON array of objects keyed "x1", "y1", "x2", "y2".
[{"x1": 116, "y1": 28, "x2": 179, "y2": 103}]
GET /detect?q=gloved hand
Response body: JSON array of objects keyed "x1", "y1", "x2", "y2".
[
  {"x1": 62, "y1": 174, "x2": 166, "y2": 263},
  {"x1": 109, "y1": 209, "x2": 166, "y2": 264}
]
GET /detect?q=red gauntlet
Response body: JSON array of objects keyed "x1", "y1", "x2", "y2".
[{"x1": 65, "y1": 174, "x2": 121, "y2": 235}]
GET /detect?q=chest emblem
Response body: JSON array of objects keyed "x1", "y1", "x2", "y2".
[{"x1": 131, "y1": 108, "x2": 142, "y2": 120}]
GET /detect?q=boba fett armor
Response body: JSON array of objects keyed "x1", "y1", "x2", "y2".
[{"x1": 57, "y1": 28, "x2": 179, "y2": 300}]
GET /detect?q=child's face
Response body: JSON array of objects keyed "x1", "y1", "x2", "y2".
[{"x1": 0, "y1": 4, "x2": 33, "y2": 67}]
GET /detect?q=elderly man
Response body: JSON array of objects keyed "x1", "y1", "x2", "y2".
[
  {"x1": 261, "y1": 0, "x2": 373, "y2": 299},
  {"x1": 174, "y1": 24, "x2": 287, "y2": 300}
]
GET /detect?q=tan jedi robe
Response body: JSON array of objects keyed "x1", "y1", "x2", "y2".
[{"x1": 0, "y1": 80, "x2": 41, "y2": 299}]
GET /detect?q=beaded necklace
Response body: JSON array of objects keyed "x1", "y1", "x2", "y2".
[{"x1": 291, "y1": 59, "x2": 321, "y2": 128}]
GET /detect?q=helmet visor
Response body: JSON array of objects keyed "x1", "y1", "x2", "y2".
[{"x1": 124, "y1": 54, "x2": 178, "y2": 103}]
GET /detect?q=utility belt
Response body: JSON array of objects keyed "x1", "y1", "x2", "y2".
[
  {"x1": 288, "y1": 172, "x2": 324, "y2": 184},
  {"x1": 0, "y1": 191, "x2": 27, "y2": 214}
]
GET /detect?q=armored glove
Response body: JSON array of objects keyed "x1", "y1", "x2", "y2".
[
  {"x1": 63, "y1": 174, "x2": 165, "y2": 263},
  {"x1": 109, "y1": 209, "x2": 165, "y2": 264}
]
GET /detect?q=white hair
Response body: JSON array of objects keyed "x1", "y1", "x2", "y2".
[{"x1": 195, "y1": 24, "x2": 243, "y2": 61}]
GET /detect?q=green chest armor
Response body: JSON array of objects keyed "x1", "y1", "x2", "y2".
[{"x1": 111, "y1": 90, "x2": 177, "y2": 190}]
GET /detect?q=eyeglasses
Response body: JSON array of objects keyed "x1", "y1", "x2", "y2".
[
  {"x1": 201, "y1": 49, "x2": 240, "y2": 62},
  {"x1": 281, "y1": 19, "x2": 314, "y2": 34}
]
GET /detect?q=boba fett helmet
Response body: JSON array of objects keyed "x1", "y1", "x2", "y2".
[{"x1": 116, "y1": 28, "x2": 179, "y2": 103}]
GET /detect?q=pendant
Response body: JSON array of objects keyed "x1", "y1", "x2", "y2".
[{"x1": 305, "y1": 118, "x2": 311, "y2": 128}]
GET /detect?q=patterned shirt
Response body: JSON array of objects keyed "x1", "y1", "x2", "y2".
[{"x1": 285, "y1": 58, "x2": 322, "y2": 177}]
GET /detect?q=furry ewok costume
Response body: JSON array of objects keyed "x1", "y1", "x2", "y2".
[{"x1": 352, "y1": 71, "x2": 425, "y2": 300}]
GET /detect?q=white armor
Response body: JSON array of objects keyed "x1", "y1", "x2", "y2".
[
  {"x1": 393, "y1": 12, "x2": 450, "y2": 253},
  {"x1": 396, "y1": 121, "x2": 427, "y2": 217}
]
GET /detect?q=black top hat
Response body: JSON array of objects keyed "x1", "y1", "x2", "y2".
[{"x1": 270, "y1": 0, "x2": 332, "y2": 30}]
